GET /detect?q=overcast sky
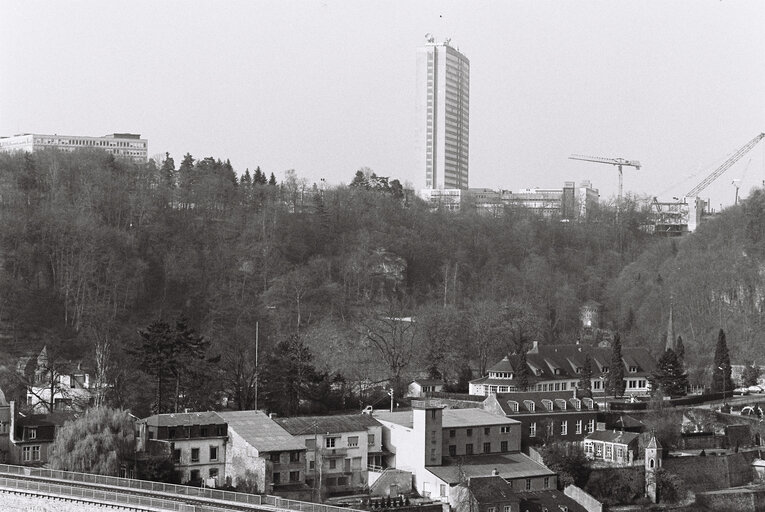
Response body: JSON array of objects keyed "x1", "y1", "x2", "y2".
[{"x1": 2, "y1": 1, "x2": 764, "y2": 208}]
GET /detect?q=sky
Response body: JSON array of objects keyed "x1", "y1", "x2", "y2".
[{"x1": 1, "y1": 1, "x2": 764, "y2": 209}]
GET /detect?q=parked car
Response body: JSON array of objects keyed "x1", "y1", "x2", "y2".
[
  {"x1": 733, "y1": 387, "x2": 750, "y2": 396},
  {"x1": 747, "y1": 385, "x2": 764, "y2": 394}
]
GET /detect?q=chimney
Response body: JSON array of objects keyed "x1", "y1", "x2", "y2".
[
  {"x1": 530, "y1": 341, "x2": 539, "y2": 353},
  {"x1": 492, "y1": 468, "x2": 499, "y2": 476},
  {"x1": 269, "y1": 413, "x2": 277, "y2": 419}
]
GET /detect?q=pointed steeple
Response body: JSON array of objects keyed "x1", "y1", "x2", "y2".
[{"x1": 665, "y1": 300, "x2": 675, "y2": 352}]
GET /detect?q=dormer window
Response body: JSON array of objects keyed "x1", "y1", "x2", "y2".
[
  {"x1": 554, "y1": 368, "x2": 561, "y2": 375},
  {"x1": 575, "y1": 367, "x2": 582, "y2": 374},
  {"x1": 542, "y1": 399, "x2": 553, "y2": 411},
  {"x1": 523, "y1": 400, "x2": 536, "y2": 412},
  {"x1": 554, "y1": 399, "x2": 567, "y2": 410},
  {"x1": 629, "y1": 366, "x2": 638, "y2": 373},
  {"x1": 507, "y1": 401, "x2": 519, "y2": 412},
  {"x1": 602, "y1": 366, "x2": 609, "y2": 373},
  {"x1": 583, "y1": 397, "x2": 594, "y2": 410},
  {"x1": 571, "y1": 398, "x2": 582, "y2": 410},
  {"x1": 27, "y1": 428, "x2": 37, "y2": 440}
]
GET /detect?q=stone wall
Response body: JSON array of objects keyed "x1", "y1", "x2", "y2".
[
  {"x1": 663, "y1": 451, "x2": 758, "y2": 492},
  {"x1": 564, "y1": 484, "x2": 603, "y2": 512}
]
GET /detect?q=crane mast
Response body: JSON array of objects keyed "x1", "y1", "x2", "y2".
[{"x1": 568, "y1": 154, "x2": 641, "y2": 204}]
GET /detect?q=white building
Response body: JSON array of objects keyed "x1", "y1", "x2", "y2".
[
  {"x1": 0, "y1": 133, "x2": 148, "y2": 163},
  {"x1": 416, "y1": 37, "x2": 470, "y2": 190}
]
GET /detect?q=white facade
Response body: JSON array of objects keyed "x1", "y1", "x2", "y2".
[
  {"x1": 416, "y1": 39, "x2": 469, "y2": 190},
  {"x1": 0, "y1": 133, "x2": 148, "y2": 163}
]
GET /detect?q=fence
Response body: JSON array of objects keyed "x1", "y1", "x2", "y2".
[{"x1": 0, "y1": 464, "x2": 364, "y2": 512}]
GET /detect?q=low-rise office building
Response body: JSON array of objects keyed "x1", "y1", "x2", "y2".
[{"x1": 0, "y1": 132, "x2": 148, "y2": 163}]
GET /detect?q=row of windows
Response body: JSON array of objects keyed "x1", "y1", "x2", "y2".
[
  {"x1": 272, "y1": 470, "x2": 301, "y2": 484},
  {"x1": 172, "y1": 445, "x2": 218, "y2": 464},
  {"x1": 270, "y1": 451, "x2": 301, "y2": 463},
  {"x1": 190, "y1": 467, "x2": 219, "y2": 481},
  {"x1": 529, "y1": 419, "x2": 594, "y2": 437},
  {"x1": 165, "y1": 425, "x2": 226, "y2": 439},
  {"x1": 318, "y1": 434, "x2": 374, "y2": 449},
  {"x1": 35, "y1": 138, "x2": 146, "y2": 149},
  {"x1": 447, "y1": 440, "x2": 510, "y2": 456},
  {"x1": 448, "y1": 426, "x2": 511, "y2": 437}
]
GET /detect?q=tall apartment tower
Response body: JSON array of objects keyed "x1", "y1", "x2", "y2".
[{"x1": 416, "y1": 37, "x2": 470, "y2": 190}]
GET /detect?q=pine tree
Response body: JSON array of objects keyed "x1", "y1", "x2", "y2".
[
  {"x1": 241, "y1": 169, "x2": 252, "y2": 188},
  {"x1": 268, "y1": 172, "x2": 277, "y2": 186},
  {"x1": 578, "y1": 354, "x2": 593, "y2": 396},
  {"x1": 160, "y1": 152, "x2": 176, "y2": 187},
  {"x1": 607, "y1": 332, "x2": 626, "y2": 398},
  {"x1": 649, "y1": 349, "x2": 688, "y2": 398},
  {"x1": 253, "y1": 167, "x2": 263, "y2": 185},
  {"x1": 675, "y1": 335, "x2": 685, "y2": 367},
  {"x1": 742, "y1": 362, "x2": 760, "y2": 388},
  {"x1": 711, "y1": 329, "x2": 733, "y2": 394},
  {"x1": 516, "y1": 350, "x2": 529, "y2": 391}
]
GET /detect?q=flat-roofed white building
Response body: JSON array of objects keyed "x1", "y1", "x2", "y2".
[{"x1": 0, "y1": 133, "x2": 148, "y2": 163}]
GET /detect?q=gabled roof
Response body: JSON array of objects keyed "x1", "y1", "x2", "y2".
[
  {"x1": 586, "y1": 430, "x2": 640, "y2": 444},
  {"x1": 411, "y1": 379, "x2": 445, "y2": 387},
  {"x1": 487, "y1": 357, "x2": 515, "y2": 373},
  {"x1": 427, "y1": 453, "x2": 554, "y2": 484},
  {"x1": 647, "y1": 436, "x2": 662, "y2": 449},
  {"x1": 274, "y1": 414, "x2": 381, "y2": 435},
  {"x1": 467, "y1": 476, "x2": 519, "y2": 504},
  {"x1": 217, "y1": 410, "x2": 305, "y2": 453},
  {"x1": 516, "y1": 490, "x2": 589, "y2": 512},
  {"x1": 487, "y1": 392, "x2": 598, "y2": 415},
  {"x1": 139, "y1": 411, "x2": 223, "y2": 427}
]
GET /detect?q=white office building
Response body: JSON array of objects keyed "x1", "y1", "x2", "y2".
[
  {"x1": 416, "y1": 37, "x2": 470, "y2": 190},
  {"x1": 0, "y1": 133, "x2": 148, "y2": 163}
]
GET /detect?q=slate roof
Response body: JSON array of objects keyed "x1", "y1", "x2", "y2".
[
  {"x1": 274, "y1": 414, "x2": 381, "y2": 435},
  {"x1": 467, "y1": 476, "x2": 519, "y2": 504},
  {"x1": 139, "y1": 411, "x2": 223, "y2": 427},
  {"x1": 17, "y1": 411, "x2": 79, "y2": 428},
  {"x1": 487, "y1": 357, "x2": 515, "y2": 373},
  {"x1": 515, "y1": 490, "x2": 589, "y2": 512},
  {"x1": 374, "y1": 409, "x2": 519, "y2": 429},
  {"x1": 426, "y1": 453, "x2": 554, "y2": 484},
  {"x1": 585, "y1": 430, "x2": 640, "y2": 444},
  {"x1": 488, "y1": 392, "x2": 598, "y2": 415},
  {"x1": 411, "y1": 379, "x2": 445, "y2": 387},
  {"x1": 217, "y1": 410, "x2": 305, "y2": 453}
]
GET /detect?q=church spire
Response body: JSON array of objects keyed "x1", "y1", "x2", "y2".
[{"x1": 666, "y1": 300, "x2": 675, "y2": 352}]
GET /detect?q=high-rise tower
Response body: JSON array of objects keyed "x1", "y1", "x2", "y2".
[{"x1": 416, "y1": 36, "x2": 470, "y2": 190}]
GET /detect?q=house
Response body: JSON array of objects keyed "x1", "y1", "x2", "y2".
[
  {"x1": 470, "y1": 343, "x2": 656, "y2": 397},
  {"x1": 583, "y1": 430, "x2": 639, "y2": 464},
  {"x1": 8, "y1": 400, "x2": 78, "y2": 466},
  {"x1": 374, "y1": 401, "x2": 555, "y2": 503},
  {"x1": 407, "y1": 379, "x2": 446, "y2": 398},
  {"x1": 274, "y1": 414, "x2": 384, "y2": 498},
  {"x1": 217, "y1": 410, "x2": 311, "y2": 500},
  {"x1": 136, "y1": 411, "x2": 228, "y2": 485},
  {"x1": 20, "y1": 347, "x2": 94, "y2": 413},
  {"x1": 0, "y1": 389, "x2": 9, "y2": 463},
  {"x1": 452, "y1": 476, "x2": 590, "y2": 512},
  {"x1": 483, "y1": 392, "x2": 598, "y2": 450}
]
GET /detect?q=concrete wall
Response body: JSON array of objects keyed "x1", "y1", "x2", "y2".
[
  {"x1": 224, "y1": 427, "x2": 267, "y2": 492},
  {"x1": 695, "y1": 488, "x2": 762, "y2": 512},
  {"x1": 564, "y1": 485, "x2": 603, "y2": 512},
  {"x1": 0, "y1": 490, "x2": 141, "y2": 512}
]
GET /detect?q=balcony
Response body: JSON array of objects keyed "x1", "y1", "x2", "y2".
[{"x1": 319, "y1": 446, "x2": 348, "y2": 457}]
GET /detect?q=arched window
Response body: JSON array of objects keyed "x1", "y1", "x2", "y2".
[{"x1": 649, "y1": 458, "x2": 655, "y2": 469}]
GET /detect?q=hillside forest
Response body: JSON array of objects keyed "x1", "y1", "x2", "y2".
[{"x1": 0, "y1": 149, "x2": 763, "y2": 417}]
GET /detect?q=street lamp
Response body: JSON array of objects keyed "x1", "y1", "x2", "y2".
[{"x1": 719, "y1": 365, "x2": 727, "y2": 410}]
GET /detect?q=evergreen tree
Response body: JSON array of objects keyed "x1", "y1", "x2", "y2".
[
  {"x1": 711, "y1": 329, "x2": 733, "y2": 394},
  {"x1": 649, "y1": 349, "x2": 688, "y2": 397},
  {"x1": 131, "y1": 320, "x2": 175, "y2": 414},
  {"x1": 261, "y1": 334, "x2": 318, "y2": 416},
  {"x1": 607, "y1": 332, "x2": 626, "y2": 398},
  {"x1": 515, "y1": 350, "x2": 530, "y2": 391},
  {"x1": 160, "y1": 152, "x2": 176, "y2": 187},
  {"x1": 742, "y1": 362, "x2": 760, "y2": 387},
  {"x1": 252, "y1": 167, "x2": 263, "y2": 185},
  {"x1": 675, "y1": 335, "x2": 685, "y2": 367},
  {"x1": 241, "y1": 169, "x2": 252, "y2": 188},
  {"x1": 578, "y1": 354, "x2": 593, "y2": 396},
  {"x1": 350, "y1": 170, "x2": 369, "y2": 189},
  {"x1": 268, "y1": 172, "x2": 277, "y2": 186}
]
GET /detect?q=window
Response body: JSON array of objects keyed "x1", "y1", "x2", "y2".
[
  {"x1": 616, "y1": 447, "x2": 624, "y2": 459},
  {"x1": 466, "y1": 428, "x2": 473, "y2": 437},
  {"x1": 209, "y1": 468, "x2": 219, "y2": 478},
  {"x1": 544, "y1": 477, "x2": 550, "y2": 489},
  {"x1": 588, "y1": 419, "x2": 595, "y2": 433},
  {"x1": 273, "y1": 472, "x2": 281, "y2": 484},
  {"x1": 173, "y1": 449, "x2": 181, "y2": 463},
  {"x1": 561, "y1": 421, "x2": 568, "y2": 436},
  {"x1": 465, "y1": 443, "x2": 473, "y2": 455},
  {"x1": 501, "y1": 441, "x2": 508, "y2": 452},
  {"x1": 184, "y1": 426, "x2": 191, "y2": 438},
  {"x1": 605, "y1": 445, "x2": 612, "y2": 459},
  {"x1": 309, "y1": 460, "x2": 315, "y2": 470},
  {"x1": 290, "y1": 452, "x2": 300, "y2": 462},
  {"x1": 346, "y1": 436, "x2": 359, "y2": 448},
  {"x1": 338, "y1": 476, "x2": 348, "y2": 486},
  {"x1": 209, "y1": 446, "x2": 218, "y2": 461},
  {"x1": 191, "y1": 448, "x2": 200, "y2": 463},
  {"x1": 449, "y1": 445, "x2": 456, "y2": 456},
  {"x1": 500, "y1": 426, "x2": 511, "y2": 434},
  {"x1": 329, "y1": 459, "x2": 337, "y2": 469},
  {"x1": 325, "y1": 437, "x2": 337, "y2": 448},
  {"x1": 27, "y1": 428, "x2": 37, "y2": 440},
  {"x1": 440, "y1": 484, "x2": 447, "y2": 497},
  {"x1": 290, "y1": 471, "x2": 300, "y2": 482},
  {"x1": 484, "y1": 427, "x2": 491, "y2": 435},
  {"x1": 483, "y1": 442, "x2": 491, "y2": 453},
  {"x1": 201, "y1": 426, "x2": 209, "y2": 437},
  {"x1": 546, "y1": 422, "x2": 553, "y2": 437},
  {"x1": 504, "y1": 507, "x2": 512, "y2": 512},
  {"x1": 271, "y1": 452, "x2": 281, "y2": 463},
  {"x1": 488, "y1": 508, "x2": 496, "y2": 512},
  {"x1": 168, "y1": 428, "x2": 176, "y2": 439},
  {"x1": 530, "y1": 423, "x2": 537, "y2": 437},
  {"x1": 368, "y1": 434, "x2": 375, "y2": 445},
  {"x1": 306, "y1": 439, "x2": 315, "y2": 449},
  {"x1": 449, "y1": 429, "x2": 456, "y2": 438},
  {"x1": 525, "y1": 479, "x2": 532, "y2": 490},
  {"x1": 217, "y1": 425, "x2": 227, "y2": 436},
  {"x1": 576, "y1": 420, "x2": 582, "y2": 435},
  {"x1": 191, "y1": 470, "x2": 200, "y2": 481}
]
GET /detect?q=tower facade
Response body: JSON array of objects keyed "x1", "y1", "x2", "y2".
[
  {"x1": 645, "y1": 435, "x2": 663, "y2": 503},
  {"x1": 416, "y1": 37, "x2": 470, "y2": 190}
]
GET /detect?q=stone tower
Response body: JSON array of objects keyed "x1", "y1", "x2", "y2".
[{"x1": 645, "y1": 434, "x2": 663, "y2": 503}]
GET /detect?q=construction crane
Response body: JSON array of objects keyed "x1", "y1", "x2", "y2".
[
  {"x1": 568, "y1": 154, "x2": 641, "y2": 204},
  {"x1": 684, "y1": 132, "x2": 765, "y2": 198}
]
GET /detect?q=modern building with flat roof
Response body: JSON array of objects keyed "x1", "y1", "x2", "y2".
[
  {"x1": 0, "y1": 132, "x2": 148, "y2": 163},
  {"x1": 416, "y1": 37, "x2": 470, "y2": 190}
]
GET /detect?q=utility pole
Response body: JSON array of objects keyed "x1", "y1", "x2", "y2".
[
  {"x1": 388, "y1": 388, "x2": 394, "y2": 413},
  {"x1": 254, "y1": 321, "x2": 259, "y2": 410}
]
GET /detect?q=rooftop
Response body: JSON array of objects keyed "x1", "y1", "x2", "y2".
[
  {"x1": 274, "y1": 414, "x2": 381, "y2": 436},
  {"x1": 217, "y1": 410, "x2": 305, "y2": 453},
  {"x1": 139, "y1": 411, "x2": 223, "y2": 428},
  {"x1": 467, "y1": 476, "x2": 519, "y2": 504},
  {"x1": 515, "y1": 490, "x2": 589, "y2": 512},
  {"x1": 374, "y1": 408, "x2": 519, "y2": 429},
  {"x1": 427, "y1": 453, "x2": 554, "y2": 484},
  {"x1": 586, "y1": 430, "x2": 640, "y2": 444}
]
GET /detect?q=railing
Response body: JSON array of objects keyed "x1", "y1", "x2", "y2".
[
  {"x1": 0, "y1": 464, "x2": 365, "y2": 512},
  {"x1": 0, "y1": 476, "x2": 195, "y2": 511}
]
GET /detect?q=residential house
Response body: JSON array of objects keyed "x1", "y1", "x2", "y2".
[
  {"x1": 483, "y1": 392, "x2": 598, "y2": 450},
  {"x1": 137, "y1": 412, "x2": 228, "y2": 485},
  {"x1": 8, "y1": 400, "x2": 78, "y2": 466},
  {"x1": 470, "y1": 343, "x2": 656, "y2": 397},
  {"x1": 452, "y1": 476, "x2": 590, "y2": 512},
  {"x1": 20, "y1": 347, "x2": 94, "y2": 413},
  {"x1": 218, "y1": 410, "x2": 311, "y2": 500},
  {"x1": 374, "y1": 401, "x2": 555, "y2": 503},
  {"x1": 407, "y1": 379, "x2": 446, "y2": 398},
  {"x1": 274, "y1": 414, "x2": 384, "y2": 498},
  {"x1": 583, "y1": 430, "x2": 639, "y2": 464}
]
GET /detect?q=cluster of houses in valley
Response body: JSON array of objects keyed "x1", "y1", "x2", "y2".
[{"x1": 5, "y1": 322, "x2": 765, "y2": 511}]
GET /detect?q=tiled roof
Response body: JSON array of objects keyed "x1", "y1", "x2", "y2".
[
  {"x1": 467, "y1": 476, "x2": 519, "y2": 504},
  {"x1": 489, "y1": 392, "x2": 598, "y2": 415},
  {"x1": 586, "y1": 430, "x2": 640, "y2": 444},
  {"x1": 274, "y1": 414, "x2": 381, "y2": 435},
  {"x1": 426, "y1": 453, "x2": 554, "y2": 484},
  {"x1": 374, "y1": 409, "x2": 519, "y2": 429},
  {"x1": 515, "y1": 490, "x2": 589, "y2": 512},
  {"x1": 217, "y1": 410, "x2": 305, "y2": 453},
  {"x1": 139, "y1": 411, "x2": 223, "y2": 427}
]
